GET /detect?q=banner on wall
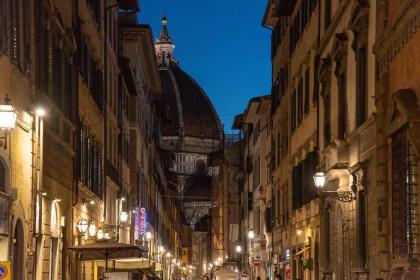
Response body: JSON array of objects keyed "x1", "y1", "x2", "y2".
[{"x1": 0, "y1": 261, "x2": 11, "y2": 280}]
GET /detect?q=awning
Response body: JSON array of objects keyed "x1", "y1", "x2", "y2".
[
  {"x1": 68, "y1": 242, "x2": 147, "y2": 262},
  {"x1": 293, "y1": 246, "x2": 310, "y2": 257}
]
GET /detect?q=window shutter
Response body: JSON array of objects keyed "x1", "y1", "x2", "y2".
[
  {"x1": 265, "y1": 207, "x2": 273, "y2": 233},
  {"x1": 23, "y1": 0, "x2": 30, "y2": 73},
  {"x1": 304, "y1": 69, "x2": 310, "y2": 113},
  {"x1": 80, "y1": 128, "x2": 87, "y2": 185},
  {"x1": 307, "y1": 151, "x2": 318, "y2": 201},
  {"x1": 10, "y1": 0, "x2": 20, "y2": 65},
  {"x1": 0, "y1": 1, "x2": 6, "y2": 52}
]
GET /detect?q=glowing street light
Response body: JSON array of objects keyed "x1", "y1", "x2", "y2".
[
  {"x1": 88, "y1": 222, "x2": 97, "y2": 238},
  {"x1": 77, "y1": 219, "x2": 89, "y2": 235},
  {"x1": 120, "y1": 211, "x2": 128, "y2": 223},
  {"x1": 248, "y1": 229, "x2": 255, "y2": 239},
  {"x1": 96, "y1": 229, "x2": 104, "y2": 240},
  {"x1": 145, "y1": 231, "x2": 152, "y2": 240},
  {"x1": 0, "y1": 96, "x2": 17, "y2": 130},
  {"x1": 313, "y1": 172, "x2": 326, "y2": 189}
]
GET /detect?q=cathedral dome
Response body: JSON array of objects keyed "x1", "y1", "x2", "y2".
[{"x1": 155, "y1": 17, "x2": 223, "y2": 153}]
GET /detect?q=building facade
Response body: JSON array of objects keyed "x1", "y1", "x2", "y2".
[
  {"x1": 374, "y1": 0, "x2": 420, "y2": 278},
  {"x1": 261, "y1": 0, "x2": 378, "y2": 278},
  {"x1": 0, "y1": 1, "x2": 197, "y2": 280}
]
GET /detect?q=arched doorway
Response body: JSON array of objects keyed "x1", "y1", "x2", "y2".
[{"x1": 12, "y1": 219, "x2": 24, "y2": 280}]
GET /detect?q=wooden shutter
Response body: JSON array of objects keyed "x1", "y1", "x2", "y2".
[
  {"x1": 10, "y1": 0, "x2": 19, "y2": 65},
  {"x1": 265, "y1": 207, "x2": 272, "y2": 233},
  {"x1": 298, "y1": 78, "x2": 303, "y2": 123},
  {"x1": 307, "y1": 151, "x2": 318, "y2": 201},
  {"x1": 0, "y1": 1, "x2": 6, "y2": 52},
  {"x1": 304, "y1": 69, "x2": 310, "y2": 113},
  {"x1": 23, "y1": 0, "x2": 30, "y2": 73}
]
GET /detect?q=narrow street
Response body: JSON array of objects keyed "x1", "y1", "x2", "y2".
[{"x1": 0, "y1": 0, "x2": 419, "y2": 280}]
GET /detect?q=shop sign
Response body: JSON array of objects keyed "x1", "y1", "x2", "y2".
[
  {"x1": 284, "y1": 249, "x2": 291, "y2": 260},
  {"x1": 0, "y1": 261, "x2": 11, "y2": 280},
  {"x1": 139, "y1": 207, "x2": 147, "y2": 236},
  {"x1": 253, "y1": 254, "x2": 262, "y2": 266},
  {"x1": 285, "y1": 263, "x2": 291, "y2": 279}
]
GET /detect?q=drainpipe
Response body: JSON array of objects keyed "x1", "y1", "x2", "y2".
[{"x1": 31, "y1": 113, "x2": 39, "y2": 280}]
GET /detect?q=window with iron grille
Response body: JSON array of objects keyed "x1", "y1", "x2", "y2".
[{"x1": 391, "y1": 126, "x2": 418, "y2": 258}]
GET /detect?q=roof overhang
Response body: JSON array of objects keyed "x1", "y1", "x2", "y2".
[
  {"x1": 262, "y1": 0, "x2": 297, "y2": 27},
  {"x1": 262, "y1": 0, "x2": 276, "y2": 27},
  {"x1": 118, "y1": 0, "x2": 140, "y2": 12},
  {"x1": 68, "y1": 242, "x2": 147, "y2": 261},
  {"x1": 241, "y1": 95, "x2": 271, "y2": 125}
]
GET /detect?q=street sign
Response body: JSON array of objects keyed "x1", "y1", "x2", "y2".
[
  {"x1": 253, "y1": 254, "x2": 262, "y2": 266},
  {"x1": 0, "y1": 261, "x2": 11, "y2": 280}
]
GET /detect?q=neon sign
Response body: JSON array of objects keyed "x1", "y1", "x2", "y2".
[{"x1": 139, "y1": 207, "x2": 147, "y2": 236}]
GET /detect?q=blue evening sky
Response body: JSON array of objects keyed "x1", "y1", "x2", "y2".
[{"x1": 138, "y1": 0, "x2": 271, "y2": 133}]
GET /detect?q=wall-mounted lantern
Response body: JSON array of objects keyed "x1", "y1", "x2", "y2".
[
  {"x1": 313, "y1": 171, "x2": 354, "y2": 202},
  {"x1": 77, "y1": 219, "x2": 89, "y2": 236},
  {"x1": 0, "y1": 96, "x2": 18, "y2": 149}
]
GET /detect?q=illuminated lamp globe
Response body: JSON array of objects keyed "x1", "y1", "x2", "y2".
[
  {"x1": 0, "y1": 96, "x2": 17, "y2": 130},
  {"x1": 77, "y1": 219, "x2": 89, "y2": 235},
  {"x1": 120, "y1": 211, "x2": 128, "y2": 223},
  {"x1": 236, "y1": 245, "x2": 242, "y2": 253},
  {"x1": 96, "y1": 229, "x2": 104, "y2": 240},
  {"x1": 313, "y1": 172, "x2": 326, "y2": 189},
  {"x1": 145, "y1": 231, "x2": 152, "y2": 240},
  {"x1": 88, "y1": 222, "x2": 97, "y2": 238}
]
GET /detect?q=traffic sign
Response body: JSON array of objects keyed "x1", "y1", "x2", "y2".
[
  {"x1": 0, "y1": 261, "x2": 11, "y2": 280},
  {"x1": 253, "y1": 254, "x2": 262, "y2": 266}
]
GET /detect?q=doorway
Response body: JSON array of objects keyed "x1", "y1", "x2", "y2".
[{"x1": 12, "y1": 219, "x2": 24, "y2": 280}]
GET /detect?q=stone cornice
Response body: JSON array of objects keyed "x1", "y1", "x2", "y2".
[{"x1": 373, "y1": 0, "x2": 420, "y2": 74}]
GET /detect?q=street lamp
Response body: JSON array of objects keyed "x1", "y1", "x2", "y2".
[
  {"x1": 313, "y1": 172, "x2": 326, "y2": 188},
  {"x1": 146, "y1": 231, "x2": 152, "y2": 240},
  {"x1": 35, "y1": 107, "x2": 46, "y2": 117},
  {"x1": 96, "y1": 229, "x2": 104, "y2": 240},
  {"x1": 236, "y1": 245, "x2": 242, "y2": 253},
  {"x1": 0, "y1": 96, "x2": 18, "y2": 129},
  {"x1": 77, "y1": 219, "x2": 89, "y2": 236},
  {"x1": 0, "y1": 95, "x2": 18, "y2": 149},
  {"x1": 313, "y1": 171, "x2": 354, "y2": 202},
  {"x1": 88, "y1": 222, "x2": 97, "y2": 238},
  {"x1": 248, "y1": 229, "x2": 255, "y2": 239},
  {"x1": 120, "y1": 211, "x2": 129, "y2": 223}
]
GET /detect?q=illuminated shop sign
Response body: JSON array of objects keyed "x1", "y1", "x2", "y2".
[
  {"x1": 139, "y1": 207, "x2": 147, "y2": 236},
  {"x1": 285, "y1": 249, "x2": 291, "y2": 260}
]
